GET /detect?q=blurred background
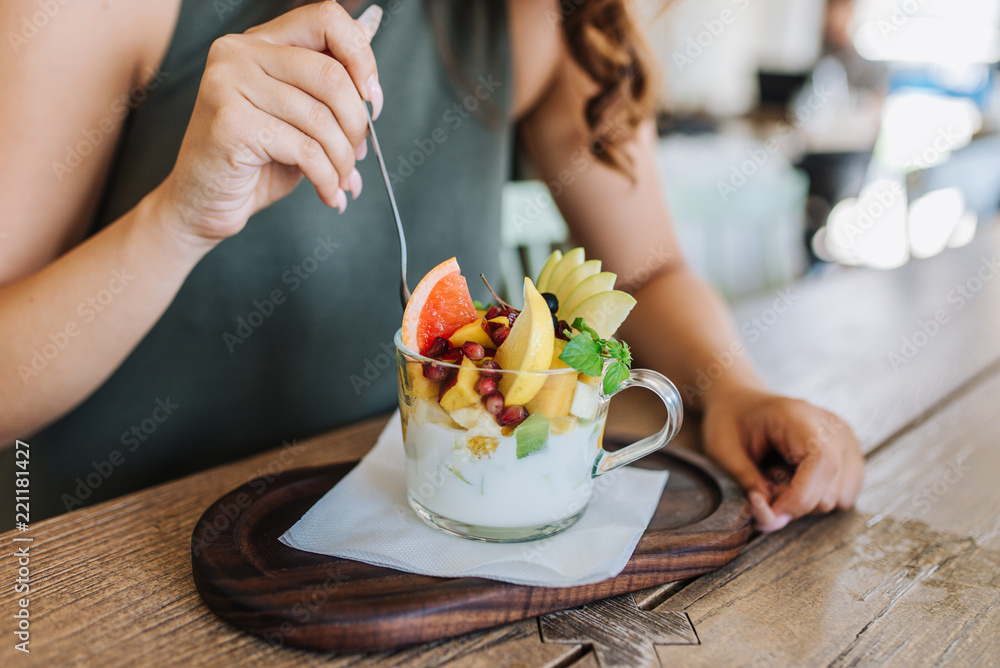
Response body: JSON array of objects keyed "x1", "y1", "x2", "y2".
[{"x1": 504, "y1": 0, "x2": 1000, "y2": 299}]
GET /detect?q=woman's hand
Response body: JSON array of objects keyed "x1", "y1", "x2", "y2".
[
  {"x1": 701, "y1": 388, "x2": 865, "y2": 532},
  {"x1": 159, "y1": 2, "x2": 383, "y2": 246}
]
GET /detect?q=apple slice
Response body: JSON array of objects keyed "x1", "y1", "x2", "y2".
[
  {"x1": 554, "y1": 259, "x2": 601, "y2": 305},
  {"x1": 494, "y1": 277, "x2": 555, "y2": 406},
  {"x1": 559, "y1": 272, "x2": 618, "y2": 320},
  {"x1": 535, "y1": 249, "x2": 563, "y2": 293},
  {"x1": 564, "y1": 290, "x2": 637, "y2": 339},
  {"x1": 545, "y1": 247, "x2": 585, "y2": 298}
]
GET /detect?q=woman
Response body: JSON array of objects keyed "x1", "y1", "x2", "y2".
[{"x1": 0, "y1": 0, "x2": 862, "y2": 530}]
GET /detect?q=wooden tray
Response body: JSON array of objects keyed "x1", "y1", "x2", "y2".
[{"x1": 191, "y1": 443, "x2": 751, "y2": 653}]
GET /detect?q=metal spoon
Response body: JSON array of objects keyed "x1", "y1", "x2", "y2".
[
  {"x1": 364, "y1": 107, "x2": 411, "y2": 308},
  {"x1": 353, "y1": 6, "x2": 409, "y2": 307}
]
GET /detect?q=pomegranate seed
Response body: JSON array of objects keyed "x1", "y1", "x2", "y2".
[
  {"x1": 423, "y1": 363, "x2": 449, "y2": 381},
  {"x1": 462, "y1": 342, "x2": 485, "y2": 361},
  {"x1": 497, "y1": 404, "x2": 528, "y2": 427},
  {"x1": 480, "y1": 360, "x2": 501, "y2": 379},
  {"x1": 491, "y1": 326, "x2": 510, "y2": 346},
  {"x1": 482, "y1": 347, "x2": 497, "y2": 358},
  {"x1": 555, "y1": 320, "x2": 571, "y2": 341},
  {"x1": 424, "y1": 337, "x2": 450, "y2": 358},
  {"x1": 476, "y1": 376, "x2": 497, "y2": 396},
  {"x1": 439, "y1": 348, "x2": 463, "y2": 364},
  {"x1": 483, "y1": 392, "x2": 504, "y2": 415},
  {"x1": 507, "y1": 311, "x2": 518, "y2": 326},
  {"x1": 485, "y1": 305, "x2": 502, "y2": 320}
]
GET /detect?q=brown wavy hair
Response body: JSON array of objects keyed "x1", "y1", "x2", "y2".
[
  {"x1": 426, "y1": 0, "x2": 659, "y2": 180},
  {"x1": 561, "y1": 0, "x2": 660, "y2": 178}
]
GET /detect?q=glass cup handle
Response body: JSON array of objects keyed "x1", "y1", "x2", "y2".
[{"x1": 592, "y1": 368, "x2": 684, "y2": 478}]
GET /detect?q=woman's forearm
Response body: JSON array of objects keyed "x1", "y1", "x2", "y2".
[
  {"x1": 618, "y1": 265, "x2": 767, "y2": 412},
  {"x1": 1, "y1": 184, "x2": 211, "y2": 442}
]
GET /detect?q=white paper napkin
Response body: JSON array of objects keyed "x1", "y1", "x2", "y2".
[{"x1": 280, "y1": 411, "x2": 668, "y2": 587}]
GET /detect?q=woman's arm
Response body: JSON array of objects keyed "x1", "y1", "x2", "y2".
[
  {"x1": 518, "y1": 39, "x2": 863, "y2": 531},
  {"x1": 1, "y1": 2, "x2": 381, "y2": 442}
]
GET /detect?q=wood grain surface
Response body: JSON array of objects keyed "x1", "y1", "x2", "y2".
[
  {"x1": 2, "y1": 224, "x2": 998, "y2": 667},
  {"x1": 647, "y1": 368, "x2": 1000, "y2": 668},
  {"x1": 191, "y1": 446, "x2": 750, "y2": 652}
]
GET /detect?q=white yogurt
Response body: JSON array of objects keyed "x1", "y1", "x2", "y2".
[{"x1": 402, "y1": 401, "x2": 605, "y2": 528}]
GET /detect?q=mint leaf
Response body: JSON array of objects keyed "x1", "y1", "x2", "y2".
[
  {"x1": 473, "y1": 300, "x2": 486, "y2": 310},
  {"x1": 562, "y1": 316, "x2": 634, "y2": 391},
  {"x1": 515, "y1": 414, "x2": 550, "y2": 458},
  {"x1": 571, "y1": 317, "x2": 600, "y2": 341},
  {"x1": 559, "y1": 335, "x2": 605, "y2": 376},
  {"x1": 602, "y1": 361, "x2": 629, "y2": 395}
]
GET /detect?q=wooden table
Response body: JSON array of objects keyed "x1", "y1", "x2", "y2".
[{"x1": 4, "y1": 225, "x2": 1000, "y2": 667}]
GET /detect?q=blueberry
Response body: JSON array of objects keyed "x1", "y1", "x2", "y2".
[{"x1": 541, "y1": 292, "x2": 559, "y2": 314}]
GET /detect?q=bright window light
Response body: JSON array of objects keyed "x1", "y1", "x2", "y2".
[{"x1": 907, "y1": 187, "x2": 965, "y2": 259}]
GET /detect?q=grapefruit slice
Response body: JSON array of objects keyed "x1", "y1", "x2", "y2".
[{"x1": 402, "y1": 258, "x2": 478, "y2": 355}]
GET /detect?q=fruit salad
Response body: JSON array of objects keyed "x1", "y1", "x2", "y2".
[{"x1": 396, "y1": 249, "x2": 638, "y2": 540}]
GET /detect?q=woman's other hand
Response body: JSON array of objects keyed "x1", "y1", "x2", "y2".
[
  {"x1": 702, "y1": 389, "x2": 865, "y2": 532},
  {"x1": 160, "y1": 3, "x2": 382, "y2": 247}
]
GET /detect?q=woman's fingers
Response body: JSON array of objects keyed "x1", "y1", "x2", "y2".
[
  {"x1": 838, "y1": 437, "x2": 865, "y2": 508},
  {"x1": 770, "y1": 446, "x2": 839, "y2": 519},
  {"x1": 255, "y1": 42, "x2": 369, "y2": 150},
  {"x1": 239, "y1": 69, "x2": 359, "y2": 196},
  {"x1": 237, "y1": 105, "x2": 346, "y2": 211},
  {"x1": 246, "y1": 1, "x2": 382, "y2": 117}
]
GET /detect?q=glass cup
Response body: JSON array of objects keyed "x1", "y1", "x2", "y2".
[{"x1": 394, "y1": 328, "x2": 683, "y2": 542}]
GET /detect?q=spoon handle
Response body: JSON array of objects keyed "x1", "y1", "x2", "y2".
[{"x1": 365, "y1": 107, "x2": 411, "y2": 308}]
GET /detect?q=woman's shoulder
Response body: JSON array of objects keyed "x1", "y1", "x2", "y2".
[
  {"x1": 0, "y1": 0, "x2": 180, "y2": 280},
  {"x1": 507, "y1": 0, "x2": 566, "y2": 120}
]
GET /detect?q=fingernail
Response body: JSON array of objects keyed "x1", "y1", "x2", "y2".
[
  {"x1": 771, "y1": 513, "x2": 793, "y2": 531},
  {"x1": 355, "y1": 140, "x2": 368, "y2": 161},
  {"x1": 335, "y1": 188, "x2": 347, "y2": 214},
  {"x1": 357, "y1": 5, "x2": 383, "y2": 41},
  {"x1": 749, "y1": 490, "x2": 777, "y2": 526},
  {"x1": 348, "y1": 168, "x2": 362, "y2": 199},
  {"x1": 367, "y1": 74, "x2": 383, "y2": 120}
]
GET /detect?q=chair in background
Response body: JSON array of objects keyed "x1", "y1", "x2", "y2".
[{"x1": 499, "y1": 180, "x2": 569, "y2": 300}]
